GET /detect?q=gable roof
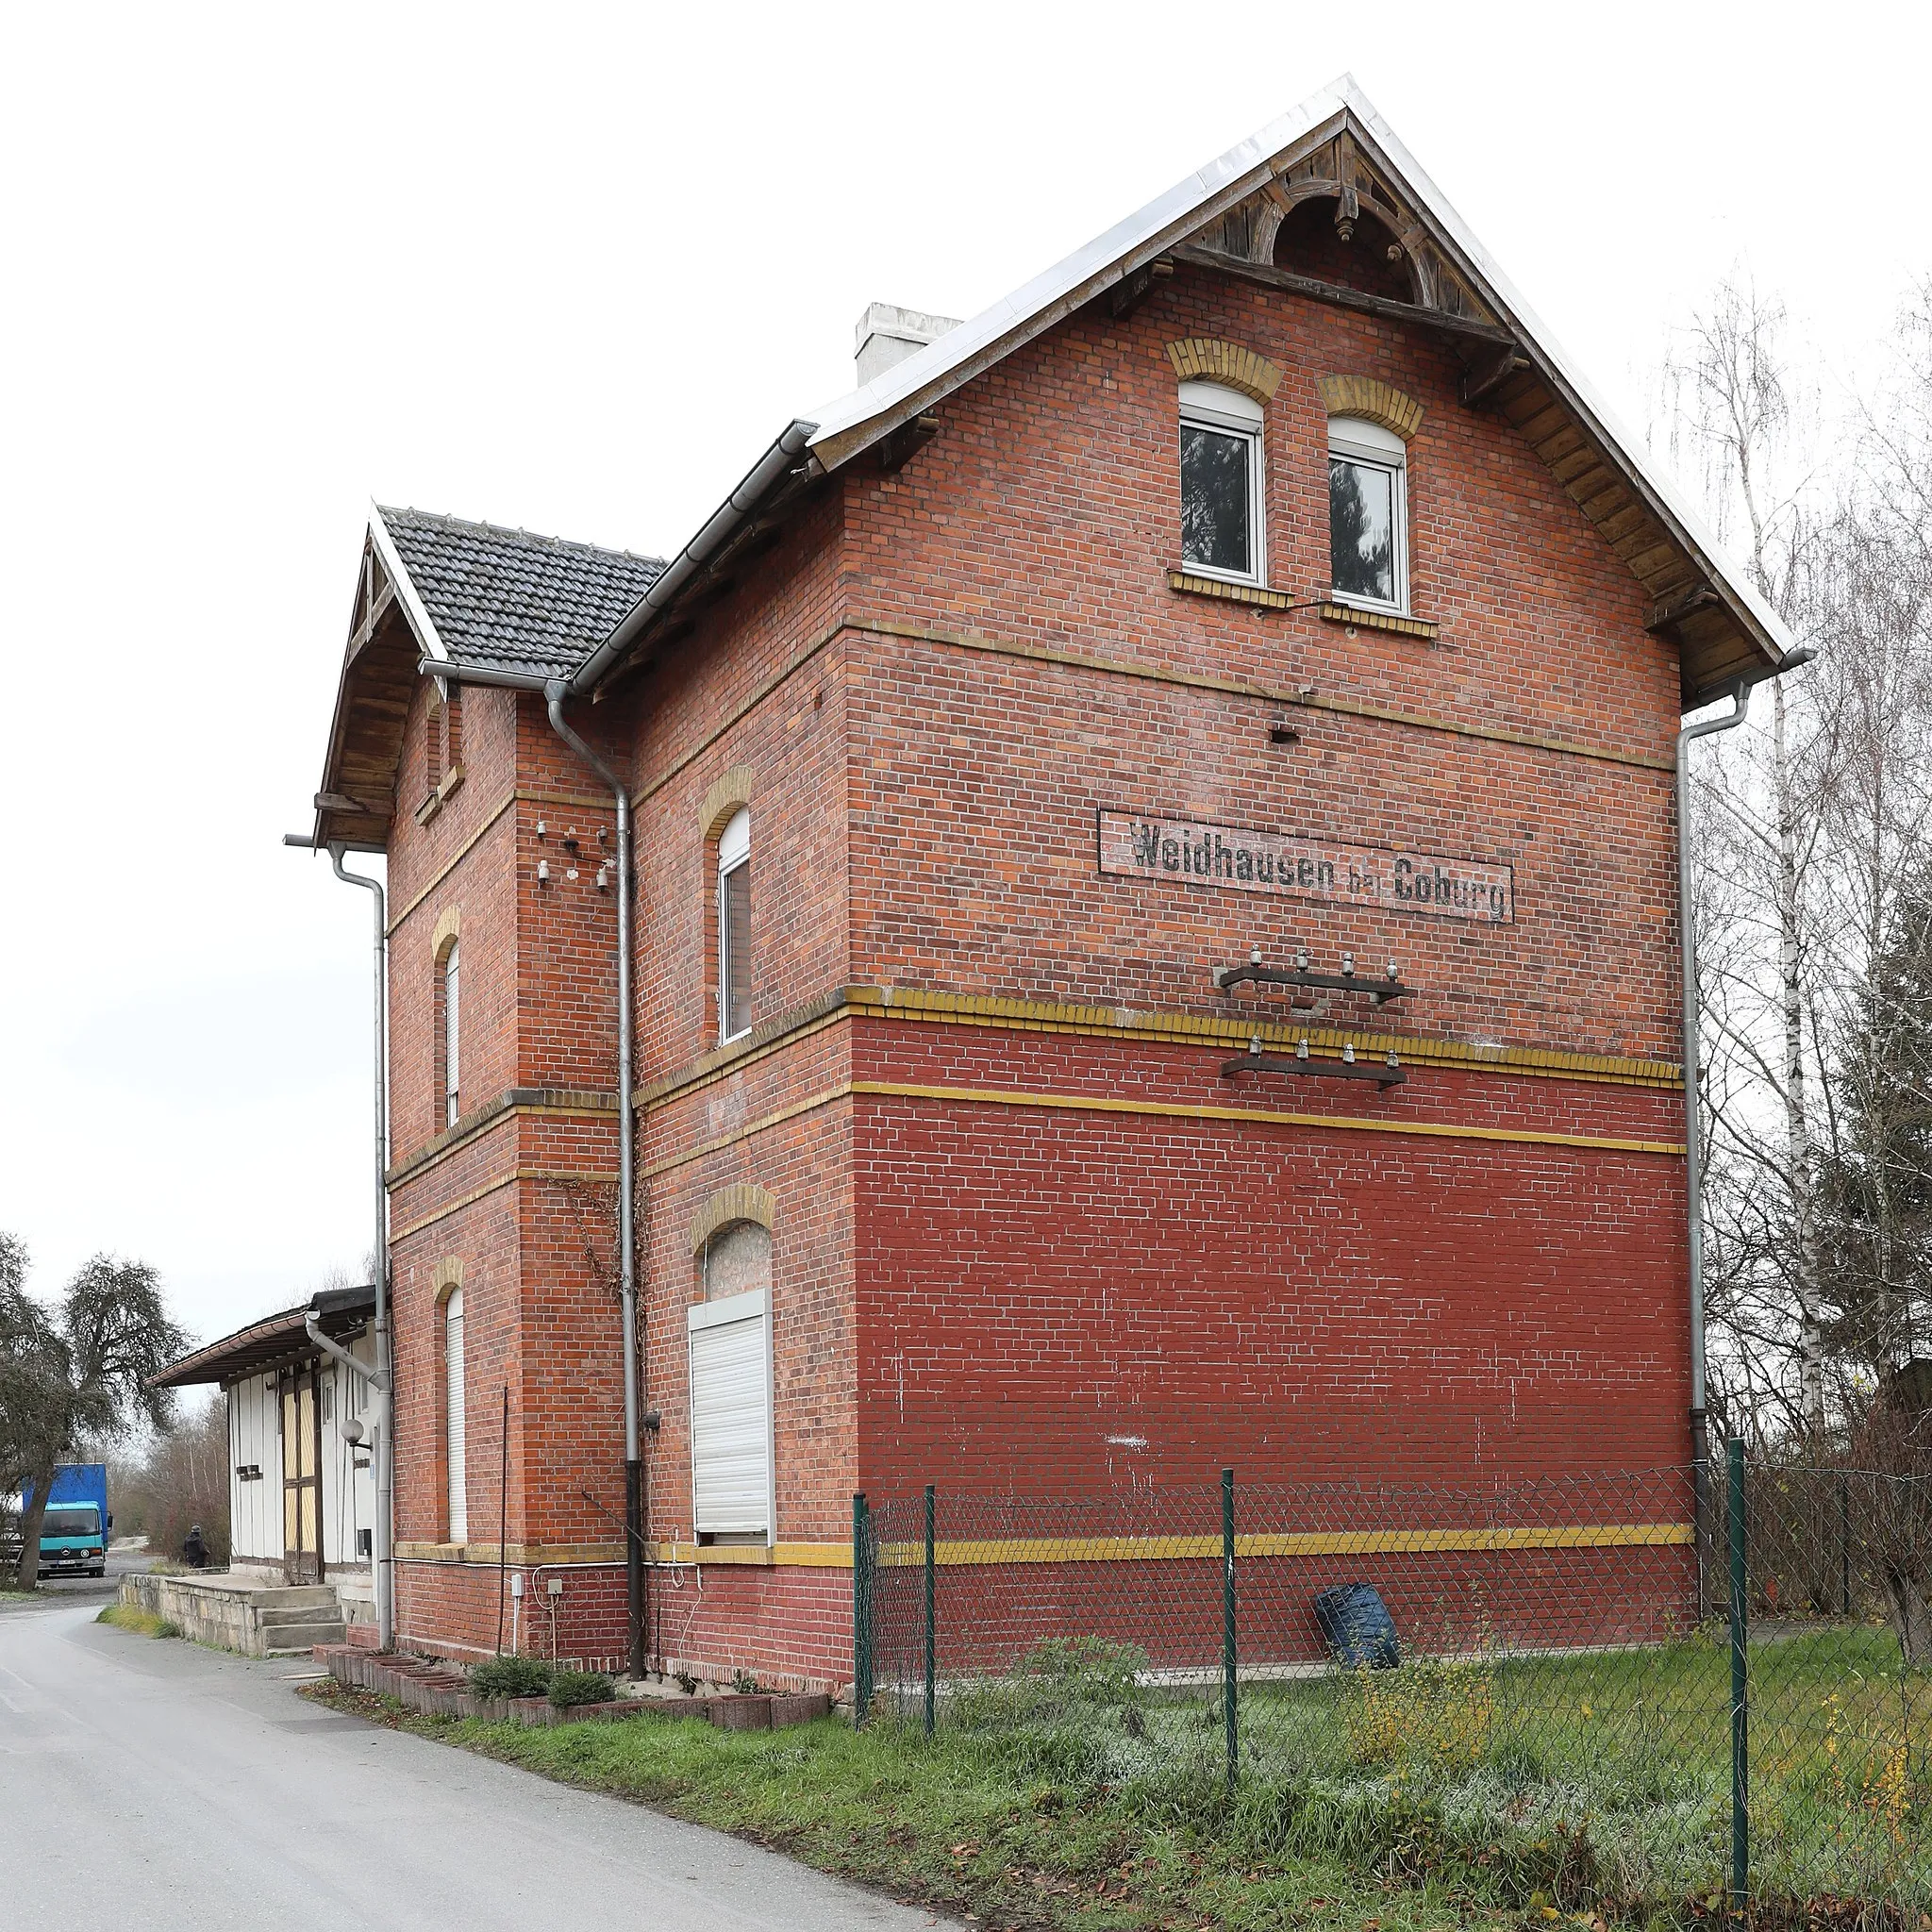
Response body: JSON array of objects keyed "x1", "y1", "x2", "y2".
[
  {"x1": 582, "y1": 74, "x2": 1797, "y2": 709},
  {"x1": 309, "y1": 78, "x2": 1806, "y2": 853},
  {"x1": 375, "y1": 506, "x2": 667, "y2": 684},
  {"x1": 306, "y1": 509, "x2": 667, "y2": 851}
]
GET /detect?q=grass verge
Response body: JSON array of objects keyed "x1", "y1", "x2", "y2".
[
  {"x1": 299, "y1": 1676, "x2": 1562, "y2": 1931},
  {"x1": 95, "y1": 1605, "x2": 180, "y2": 1639}
]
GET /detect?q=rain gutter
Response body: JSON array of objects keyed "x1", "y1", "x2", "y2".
[{"x1": 571, "y1": 420, "x2": 817, "y2": 697}]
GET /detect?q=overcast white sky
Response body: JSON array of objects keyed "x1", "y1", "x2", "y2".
[{"x1": 1, "y1": 1, "x2": 1924, "y2": 1348}]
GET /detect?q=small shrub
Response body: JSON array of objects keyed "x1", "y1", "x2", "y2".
[
  {"x1": 731, "y1": 1668, "x2": 762, "y2": 1695},
  {"x1": 1342, "y1": 1657, "x2": 1495, "y2": 1771},
  {"x1": 471, "y1": 1656, "x2": 553, "y2": 1700},
  {"x1": 548, "y1": 1669, "x2": 617, "y2": 1708}
]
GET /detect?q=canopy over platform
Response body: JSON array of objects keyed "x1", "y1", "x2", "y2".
[{"x1": 152, "y1": 1285, "x2": 375, "y2": 1389}]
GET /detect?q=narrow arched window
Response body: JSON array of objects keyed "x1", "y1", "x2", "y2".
[
  {"x1": 717, "y1": 808, "x2": 752, "y2": 1041},
  {"x1": 1328, "y1": 415, "x2": 1408, "y2": 615},
  {"x1": 442, "y1": 941, "x2": 460, "y2": 1126},
  {"x1": 444, "y1": 1287, "x2": 468, "y2": 1543}
]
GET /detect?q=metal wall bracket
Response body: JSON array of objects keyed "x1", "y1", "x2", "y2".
[
  {"x1": 1216, "y1": 946, "x2": 1411, "y2": 1005},
  {"x1": 1222, "y1": 1038, "x2": 1406, "y2": 1088}
]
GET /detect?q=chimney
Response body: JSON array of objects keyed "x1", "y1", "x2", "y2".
[{"x1": 854, "y1": 302, "x2": 963, "y2": 386}]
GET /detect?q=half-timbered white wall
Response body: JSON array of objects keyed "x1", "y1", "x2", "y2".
[
  {"x1": 227, "y1": 1372, "x2": 282, "y2": 1564},
  {"x1": 225, "y1": 1335, "x2": 377, "y2": 1580},
  {"x1": 322, "y1": 1332, "x2": 377, "y2": 1578}
]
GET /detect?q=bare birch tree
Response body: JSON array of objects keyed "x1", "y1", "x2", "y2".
[{"x1": 1665, "y1": 278, "x2": 1932, "y2": 1441}]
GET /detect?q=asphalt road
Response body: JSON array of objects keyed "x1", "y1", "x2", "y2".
[{"x1": 0, "y1": 1598, "x2": 939, "y2": 1932}]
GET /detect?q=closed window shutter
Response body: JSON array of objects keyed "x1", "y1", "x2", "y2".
[
  {"x1": 446, "y1": 1290, "x2": 468, "y2": 1542},
  {"x1": 688, "y1": 1292, "x2": 770, "y2": 1538}
]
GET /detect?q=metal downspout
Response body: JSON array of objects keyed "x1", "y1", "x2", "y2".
[
  {"x1": 1678, "y1": 681, "x2": 1750, "y2": 1459},
  {"x1": 283, "y1": 831, "x2": 394, "y2": 1652},
  {"x1": 1679, "y1": 680, "x2": 1748, "y2": 1613},
  {"x1": 330, "y1": 844, "x2": 395, "y2": 1655},
  {"x1": 1676, "y1": 651, "x2": 1812, "y2": 1597},
  {"x1": 542, "y1": 680, "x2": 644, "y2": 1681}
]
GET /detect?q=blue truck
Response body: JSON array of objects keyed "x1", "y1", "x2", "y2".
[{"x1": 4, "y1": 1464, "x2": 112, "y2": 1577}]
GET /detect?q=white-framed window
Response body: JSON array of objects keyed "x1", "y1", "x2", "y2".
[
  {"x1": 442, "y1": 941, "x2": 460, "y2": 1127},
  {"x1": 687, "y1": 1284, "x2": 774, "y2": 1546},
  {"x1": 717, "y1": 807, "x2": 752, "y2": 1041},
  {"x1": 444, "y1": 1287, "x2": 468, "y2": 1544},
  {"x1": 1327, "y1": 415, "x2": 1409, "y2": 615},
  {"x1": 1179, "y1": 380, "x2": 1266, "y2": 585}
]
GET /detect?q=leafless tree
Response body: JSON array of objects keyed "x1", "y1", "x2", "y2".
[{"x1": 1665, "y1": 278, "x2": 1932, "y2": 1446}]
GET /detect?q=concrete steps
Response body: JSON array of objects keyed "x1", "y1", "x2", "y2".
[
  {"x1": 259, "y1": 1591, "x2": 346, "y2": 1656},
  {"x1": 117, "y1": 1573, "x2": 349, "y2": 1657}
]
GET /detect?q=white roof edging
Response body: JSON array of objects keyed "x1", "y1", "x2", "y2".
[
  {"x1": 367, "y1": 502, "x2": 449, "y2": 668},
  {"x1": 791, "y1": 75, "x2": 1793, "y2": 671}
]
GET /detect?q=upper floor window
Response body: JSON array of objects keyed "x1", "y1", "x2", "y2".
[
  {"x1": 718, "y1": 808, "x2": 752, "y2": 1041},
  {"x1": 1179, "y1": 381, "x2": 1265, "y2": 586},
  {"x1": 441, "y1": 941, "x2": 460, "y2": 1127},
  {"x1": 1328, "y1": 415, "x2": 1408, "y2": 615}
]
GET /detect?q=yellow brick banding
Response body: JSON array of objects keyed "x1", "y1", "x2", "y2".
[
  {"x1": 1168, "y1": 569, "x2": 1295, "y2": 609},
  {"x1": 698, "y1": 762, "x2": 757, "y2": 840},
  {"x1": 1165, "y1": 337, "x2": 1284, "y2": 402},
  {"x1": 690, "y1": 1181, "x2": 777, "y2": 1254},
  {"x1": 1318, "y1": 373, "x2": 1424, "y2": 441},
  {"x1": 1318, "y1": 601, "x2": 1440, "y2": 640},
  {"x1": 393, "y1": 1524, "x2": 1693, "y2": 1572}
]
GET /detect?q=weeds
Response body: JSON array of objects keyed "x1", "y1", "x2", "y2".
[{"x1": 95, "y1": 1605, "x2": 178, "y2": 1639}]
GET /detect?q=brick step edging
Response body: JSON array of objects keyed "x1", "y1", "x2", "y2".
[{"x1": 315, "y1": 1649, "x2": 830, "y2": 1731}]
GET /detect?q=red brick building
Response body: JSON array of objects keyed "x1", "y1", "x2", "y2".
[{"x1": 300, "y1": 80, "x2": 1796, "y2": 1688}]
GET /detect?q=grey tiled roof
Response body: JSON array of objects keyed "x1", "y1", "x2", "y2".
[{"x1": 378, "y1": 506, "x2": 667, "y2": 681}]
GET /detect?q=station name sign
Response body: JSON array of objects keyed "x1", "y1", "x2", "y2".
[{"x1": 1098, "y1": 809, "x2": 1514, "y2": 924}]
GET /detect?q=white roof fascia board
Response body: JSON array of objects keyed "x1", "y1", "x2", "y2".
[
  {"x1": 367, "y1": 502, "x2": 450, "y2": 669},
  {"x1": 801, "y1": 81, "x2": 1355, "y2": 466},
  {"x1": 784, "y1": 74, "x2": 1790, "y2": 678},
  {"x1": 1327, "y1": 79, "x2": 1796, "y2": 668}
]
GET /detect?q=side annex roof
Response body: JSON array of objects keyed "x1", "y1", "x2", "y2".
[{"x1": 306, "y1": 508, "x2": 666, "y2": 851}]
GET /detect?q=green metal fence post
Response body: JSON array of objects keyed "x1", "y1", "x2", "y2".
[
  {"x1": 853, "y1": 1491, "x2": 872, "y2": 1728},
  {"x1": 1839, "y1": 1470, "x2": 1851, "y2": 1618},
  {"x1": 1726, "y1": 1439, "x2": 1748, "y2": 1915},
  {"x1": 1222, "y1": 1467, "x2": 1238, "y2": 1794},
  {"x1": 923, "y1": 1483, "x2": 937, "y2": 1737}
]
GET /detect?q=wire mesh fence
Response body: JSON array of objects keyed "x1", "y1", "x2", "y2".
[{"x1": 854, "y1": 1453, "x2": 1928, "y2": 1923}]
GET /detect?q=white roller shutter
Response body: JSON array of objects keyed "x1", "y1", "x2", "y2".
[
  {"x1": 688, "y1": 1290, "x2": 772, "y2": 1541},
  {"x1": 446, "y1": 1290, "x2": 468, "y2": 1544}
]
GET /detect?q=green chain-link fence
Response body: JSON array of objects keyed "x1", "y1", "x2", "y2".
[{"x1": 852, "y1": 1451, "x2": 1928, "y2": 1922}]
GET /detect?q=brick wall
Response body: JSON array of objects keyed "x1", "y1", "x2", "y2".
[{"x1": 372, "y1": 263, "x2": 1694, "y2": 1677}]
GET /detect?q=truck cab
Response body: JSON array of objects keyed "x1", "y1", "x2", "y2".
[
  {"x1": 37, "y1": 1500, "x2": 108, "y2": 1577},
  {"x1": 4, "y1": 1464, "x2": 111, "y2": 1578}
]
